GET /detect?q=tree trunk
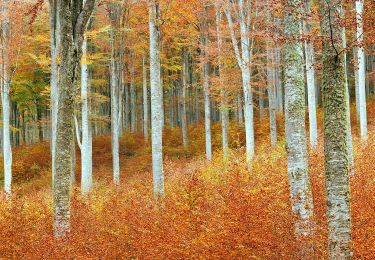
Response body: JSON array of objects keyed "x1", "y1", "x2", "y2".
[
  {"x1": 49, "y1": 0, "x2": 60, "y2": 182},
  {"x1": 80, "y1": 37, "x2": 93, "y2": 193},
  {"x1": 225, "y1": 2, "x2": 255, "y2": 161},
  {"x1": 180, "y1": 51, "x2": 188, "y2": 149},
  {"x1": 304, "y1": 0, "x2": 318, "y2": 149},
  {"x1": 216, "y1": 6, "x2": 229, "y2": 157},
  {"x1": 283, "y1": 0, "x2": 314, "y2": 256},
  {"x1": 110, "y1": 14, "x2": 120, "y2": 185},
  {"x1": 1, "y1": 0, "x2": 12, "y2": 195},
  {"x1": 53, "y1": 0, "x2": 96, "y2": 238},
  {"x1": 267, "y1": 47, "x2": 277, "y2": 146},
  {"x1": 201, "y1": 8, "x2": 212, "y2": 161},
  {"x1": 320, "y1": 0, "x2": 352, "y2": 257},
  {"x1": 143, "y1": 54, "x2": 149, "y2": 141},
  {"x1": 356, "y1": 0, "x2": 367, "y2": 139},
  {"x1": 148, "y1": 0, "x2": 164, "y2": 199},
  {"x1": 130, "y1": 53, "x2": 136, "y2": 133}
]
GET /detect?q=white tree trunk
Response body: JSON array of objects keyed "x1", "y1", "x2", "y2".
[
  {"x1": 283, "y1": 0, "x2": 314, "y2": 256},
  {"x1": 225, "y1": 2, "x2": 255, "y2": 161},
  {"x1": 130, "y1": 55, "x2": 136, "y2": 133},
  {"x1": 356, "y1": 0, "x2": 367, "y2": 139},
  {"x1": 48, "y1": 0, "x2": 60, "y2": 183},
  {"x1": 80, "y1": 37, "x2": 93, "y2": 193},
  {"x1": 201, "y1": 8, "x2": 212, "y2": 161},
  {"x1": 304, "y1": 0, "x2": 318, "y2": 148},
  {"x1": 342, "y1": 26, "x2": 354, "y2": 172},
  {"x1": 267, "y1": 47, "x2": 277, "y2": 146},
  {"x1": 1, "y1": 0, "x2": 11, "y2": 195},
  {"x1": 110, "y1": 24, "x2": 120, "y2": 185},
  {"x1": 148, "y1": 0, "x2": 164, "y2": 198},
  {"x1": 143, "y1": 54, "x2": 149, "y2": 141},
  {"x1": 180, "y1": 52, "x2": 188, "y2": 149},
  {"x1": 216, "y1": 6, "x2": 229, "y2": 157}
]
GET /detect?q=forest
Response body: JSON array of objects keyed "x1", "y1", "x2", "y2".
[{"x1": 0, "y1": 0, "x2": 374, "y2": 259}]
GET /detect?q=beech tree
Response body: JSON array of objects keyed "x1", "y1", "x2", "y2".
[
  {"x1": 1, "y1": 0, "x2": 11, "y2": 195},
  {"x1": 52, "y1": 0, "x2": 96, "y2": 237},
  {"x1": 224, "y1": 0, "x2": 255, "y2": 161},
  {"x1": 148, "y1": 0, "x2": 164, "y2": 198},
  {"x1": 320, "y1": 0, "x2": 352, "y2": 257},
  {"x1": 283, "y1": 0, "x2": 314, "y2": 256}
]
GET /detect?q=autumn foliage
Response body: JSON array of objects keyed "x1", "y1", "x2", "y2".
[{"x1": 0, "y1": 100, "x2": 374, "y2": 259}]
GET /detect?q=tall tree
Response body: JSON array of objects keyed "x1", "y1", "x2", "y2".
[
  {"x1": 148, "y1": 0, "x2": 164, "y2": 199},
  {"x1": 48, "y1": 0, "x2": 60, "y2": 182},
  {"x1": 80, "y1": 31, "x2": 93, "y2": 193},
  {"x1": 180, "y1": 50, "x2": 188, "y2": 149},
  {"x1": 143, "y1": 53, "x2": 149, "y2": 141},
  {"x1": 283, "y1": 0, "x2": 314, "y2": 256},
  {"x1": 356, "y1": 0, "x2": 367, "y2": 139},
  {"x1": 53, "y1": 0, "x2": 96, "y2": 238},
  {"x1": 1, "y1": 0, "x2": 12, "y2": 195},
  {"x1": 224, "y1": 0, "x2": 255, "y2": 161},
  {"x1": 200, "y1": 4, "x2": 212, "y2": 160},
  {"x1": 320, "y1": 0, "x2": 352, "y2": 257},
  {"x1": 304, "y1": 0, "x2": 318, "y2": 149},
  {"x1": 216, "y1": 4, "x2": 229, "y2": 157}
]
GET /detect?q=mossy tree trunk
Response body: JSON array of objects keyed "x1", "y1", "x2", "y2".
[{"x1": 319, "y1": 0, "x2": 352, "y2": 258}]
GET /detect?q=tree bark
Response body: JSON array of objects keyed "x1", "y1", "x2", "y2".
[
  {"x1": 319, "y1": 0, "x2": 352, "y2": 257},
  {"x1": 355, "y1": 0, "x2": 367, "y2": 139},
  {"x1": 1, "y1": 0, "x2": 12, "y2": 195},
  {"x1": 53, "y1": 0, "x2": 96, "y2": 238},
  {"x1": 143, "y1": 53, "x2": 149, "y2": 141},
  {"x1": 304, "y1": 0, "x2": 318, "y2": 149},
  {"x1": 283, "y1": 0, "x2": 315, "y2": 256},
  {"x1": 148, "y1": 0, "x2": 164, "y2": 199},
  {"x1": 80, "y1": 36, "x2": 93, "y2": 193}
]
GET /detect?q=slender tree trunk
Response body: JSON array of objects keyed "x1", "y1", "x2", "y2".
[
  {"x1": 201, "y1": 9, "x2": 212, "y2": 161},
  {"x1": 49, "y1": 0, "x2": 60, "y2": 182},
  {"x1": 1, "y1": 0, "x2": 11, "y2": 195},
  {"x1": 283, "y1": 0, "x2": 314, "y2": 256},
  {"x1": 130, "y1": 54, "x2": 136, "y2": 133},
  {"x1": 180, "y1": 51, "x2": 188, "y2": 149},
  {"x1": 304, "y1": 0, "x2": 318, "y2": 149},
  {"x1": 143, "y1": 53, "x2": 149, "y2": 141},
  {"x1": 320, "y1": 0, "x2": 352, "y2": 258},
  {"x1": 148, "y1": 0, "x2": 164, "y2": 199},
  {"x1": 267, "y1": 47, "x2": 277, "y2": 146},
  {"x1": 225, "y1": 2, "x2": 255, "y2": 161},
  {"x1": 342, "y1": 26, "x2": 354, "y2": 173},
  {"x1": 110, "y1": 17, "x2": 120, "y2": 185},
  {"x1": 356, "y1": 0, "x2": 367, "y2": 139},
  {"x1": 216, "y1": 6, "x2": 229, "y2": 157},
  {"x1": 81, "y1": 36, "x2": 92, "y2": 193}
]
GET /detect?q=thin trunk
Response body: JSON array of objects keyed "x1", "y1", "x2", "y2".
[
  {"x1": 356, "y1": 0, "x2": 367, "y2": 139},
  {"x1": 110, "y1": 20, "x2": 120, "y2": 185},
  {"x1": 180, "y1": 51, "x2": 188, "y2": 149},
  {"x1": 216, "y1": 6, "x2": 229, "y2": 157},
  {"x1": 143, "y1": 53, "x2": 149, "y2": 141},
  {"x1": 49, "y1": 0, "x2": 60, "y2": 182},
  {"x1": 148, "y1": 0, "x2": 164, "y2": 199},
  {"x1": 201, "y1": 12, "x2": 212, "y2": 161},
  {"x1": 1, "y1": 0, "x2": 11, "y2": 195},
  {"x1": 81, "y1": 37, "x2": 92, "y2": 193},
  {"x1": 267, "y1": 47, "x2": 277, "y2": 146},
  {"x1": 304, "y1": 0, "x2": 318, "y2": 149}
]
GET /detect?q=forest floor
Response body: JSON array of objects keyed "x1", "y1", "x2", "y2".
[{"x1": 1, "y1": 101, "x2": 375, "y2": 259}]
